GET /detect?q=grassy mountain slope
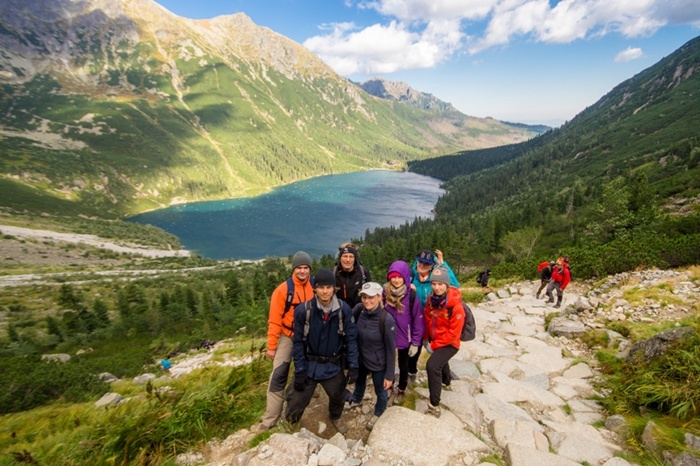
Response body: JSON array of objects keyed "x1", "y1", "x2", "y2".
[
  {"x1": 0, "y1": 0, "x2": 537, "y2": 218},
  {"x1": 358, "y1": 36, "x2": 700, "y2": 276}
]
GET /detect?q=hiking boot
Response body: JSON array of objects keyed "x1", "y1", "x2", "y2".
[
  {"x1": 366, "y1": 415, "x2": 380, "y2": 431},
  {"x1": 392, "y1": 388, "x2": 405, "y2": 406},
  {"x1": 426, "y1": 403, "x2": 441, "y2": 418},
  {"x1": 408, "y1": 373, "x2": 417, "y2": 384},
  {"x1": 535, "y1": 293, "x2": 540, "y2": 299},
  {"x1": 344, "y1": 399, "x2": 362, "y2": 411},
  {"x1": 332, "y1": 417, "x2": 348, "y2": 434},
  {"x1": 554, "y1": 302, "x2": 561, "y2": 308}
]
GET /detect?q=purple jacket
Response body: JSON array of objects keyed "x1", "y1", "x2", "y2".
[{"x1": 383, "y1": 260, "x2": 424, "y2": 350}]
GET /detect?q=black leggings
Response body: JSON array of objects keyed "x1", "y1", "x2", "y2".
[{"x1": 425, "y1": 345, "x2": 458, "y2": 407}]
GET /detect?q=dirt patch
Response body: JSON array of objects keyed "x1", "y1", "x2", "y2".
[{"x1": 0, "y1": 224, "x2": 190, "y2": 271}]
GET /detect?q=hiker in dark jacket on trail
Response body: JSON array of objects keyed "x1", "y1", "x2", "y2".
[
  {"x1": 334, "y1": 243, "x2": 371, "y2": 308},
  {"x1": 535, "y1": 261, "x2": 555, "y2": 299},
  {"x1": 383, "y1": 260, "x2": 424, "y2": 405},
  {"x1": 286, "y1": 268, "x2": 359, "y2": 434},
  {"x1": 346, "y1": 282, "x2": 396, "y2": 431}
]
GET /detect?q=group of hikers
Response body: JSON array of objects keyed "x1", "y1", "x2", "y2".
[
  {"x1": 259, "y1": 244, "x2": 572, "y2": 434},
  {"x1": 260, "y1": 245, "x2": 464, "y2": 434},
  {"x1": 536, "y1": 257, "x2": 572, "y2": 308}
]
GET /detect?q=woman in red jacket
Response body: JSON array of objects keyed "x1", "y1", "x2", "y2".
[
  {"x1": 546, "y1": 257, "x2": 571, "y2": 308},
  {"x1": 422, "y1": 266, "x2": 465, "y2": 418}
]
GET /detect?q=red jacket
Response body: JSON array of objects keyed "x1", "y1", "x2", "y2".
[
  {"x1": 552, "y1": 264, "x2": 571, "y2": 290},
  {"x1": 424, "y1": 286, "x2": 465, "y2": 351}
]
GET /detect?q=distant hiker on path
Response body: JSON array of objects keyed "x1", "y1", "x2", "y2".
[
  {"x1": 383, "y1": 260, "x2": 424, "y2": 405},
  {"x1": 422, "y1": 266, "x2": 465, "y2": 418},
  {"x1": 411, "y1": 248, "x2": 459, "y2": 381},
  {"x1": 476, "y1": 268, "x2": 491, "y2": 288},
  {"x1": 260, "y1": 251, "x2": 315, "y2": 431},
  {"x1": 334, "y1": 243, "x2": 371, "y2": 308},
  {"x1": 286, "y1": 268, "x2": 359, "y2": 434},
  {"x1": 536, "y1": 261, "x2": 555, "y2": 299},
  {"x1": 346, "y1": 281, "x2": 396, "y2": 431},
  {"x1": 546, "y1": 257, "x2": 571, "y2": 308}
]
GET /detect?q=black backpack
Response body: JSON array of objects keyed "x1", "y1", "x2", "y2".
[
  {"x1": 448, "y1": 301, "x2": 477, "y2": 342},
  {"x1": 476, "y1": 271, "x2": 484, "y2": 285}
]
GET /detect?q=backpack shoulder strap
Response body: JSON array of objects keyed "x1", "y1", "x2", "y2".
[
  {"x1": 303, "y1": 300, "x2": 312, "y2": 341},
  {"x1": 409, "y1": 289, "x2": 416, "y2": 309},
  {"x1": 283, "y1": 277, "x2": 295, "y2": 316}
]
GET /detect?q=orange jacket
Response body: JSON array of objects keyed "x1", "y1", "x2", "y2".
[
  {"x1": 424, "y1": 286, "x2": 465, "y2": 351},
  {"x1": 267, "y1": 275, "x2": 314, "y2": 352}
]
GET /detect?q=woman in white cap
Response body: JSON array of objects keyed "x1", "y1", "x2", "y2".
[{"x1": 346, "y1": 281, "x2": 396, "y2": 430}]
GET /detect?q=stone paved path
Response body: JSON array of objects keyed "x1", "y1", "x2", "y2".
[{"x1": 201, "y1": 280, "x2": 639, "y2": 466}]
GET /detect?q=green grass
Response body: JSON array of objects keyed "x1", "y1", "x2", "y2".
[{"x1": 0, "y1": 352, "x2": 269, "y2": 465}]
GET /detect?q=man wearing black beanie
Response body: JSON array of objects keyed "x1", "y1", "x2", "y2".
[
  {"x1": 286, "y1": 268, "x2": 359, "y2": 434},
  {"x1": 334, "y1": 243, "x2": 371, "y2": 308}
]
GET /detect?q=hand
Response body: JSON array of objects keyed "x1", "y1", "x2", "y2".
[
  {"x1": 266, "y1": 349, "x2": 276, "y2": 360},
  {"x1": 346, "y1": 368, "x2": 358, "y2": 385},
  {"x1": 435, "y1": 249, "x2": 444, "y2": 265},
  {"x1": 408, "y1": 344, "x2": 419, "y2": 357},
  {"x1": 294, "y1": 371, "x2": 307, "y2": 392},
  {"x1": 384, "y1": 379, "x2": 393, "y2": 390},
  {"x1": 422, "y1": 339, "x2": 433, "y2": 354}
]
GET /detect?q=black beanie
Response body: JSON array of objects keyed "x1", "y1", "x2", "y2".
[
  {"x1": 339, "y1": 245, "x2": 357, "y2": 258},
  {"x1": 313, "y1": 268, "x2": 336, "y2": 288}
]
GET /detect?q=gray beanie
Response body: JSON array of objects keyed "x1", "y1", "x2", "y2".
[
  {"x1": 292, "y1": 251, "x2": 312, "y2": 270},
  {"x1": 431, "y1": 266, "x2": 451, "y2": 285}
]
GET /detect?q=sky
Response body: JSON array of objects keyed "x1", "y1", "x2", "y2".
[{"x1": 156, "y1": 0, "x2": 700, "y2": 127}]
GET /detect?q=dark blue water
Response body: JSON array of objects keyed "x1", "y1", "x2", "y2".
[{"x1": 128, "y1": 170, "x2": 444, "y2": 260}]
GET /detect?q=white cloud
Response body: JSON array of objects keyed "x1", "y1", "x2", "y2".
[
  {"x1": 615, "y1": 46, "x2": 643, "y2": 62},
  {"x1": 304, "y1": 19, "x2": 463, "y2": 75},
  {"x1": 304, "y1": 0, "x2": 700, "y2": 76}
]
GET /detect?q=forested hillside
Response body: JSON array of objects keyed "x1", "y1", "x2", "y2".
[
  {"x1": 357, "y1": 36, "x2": 700, "y2": 280},
  {"x1": 0, "y1": 0, "x2": 537, "y2": 218}
]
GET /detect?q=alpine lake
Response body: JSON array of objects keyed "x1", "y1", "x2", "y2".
[{"x1": 128, "y1": 170, "x2": 444, "y2": 260}]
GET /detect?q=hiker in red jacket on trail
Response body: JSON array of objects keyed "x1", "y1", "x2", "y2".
[
  {"x1": 422, "y1": 266, "x2": 465, "y2": 419},
  {"x1": 545, "y1": 257, "x2": 571, "y2": 308}
]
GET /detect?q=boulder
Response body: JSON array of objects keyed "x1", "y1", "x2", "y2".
[
  {"x1": 626, "y1": 327, "x2": 696, "y2": 364},
  {"x1": 95, "y1": 392, "x2": 122, "y2": 408},
  {"x1": 548, "y1": 317, "x2": 587, "y2": 338},
  {"x1": 41, "y1": 353, "x2": 71, "y2": 363},
  {"x1": 368, "y1": 406, "x2": 488, "y2": 465}
]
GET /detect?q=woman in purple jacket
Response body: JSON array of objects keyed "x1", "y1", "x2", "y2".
[{"x1": 383, "y1": 260, "x2": 425, "y2": 405}]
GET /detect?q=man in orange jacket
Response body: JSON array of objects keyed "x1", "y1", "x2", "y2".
[{"x1": 260, "y1": 251, "x2": 315, "y2": 430}]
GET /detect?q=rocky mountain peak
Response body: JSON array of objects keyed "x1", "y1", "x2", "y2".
[{"x1": 359, "y1": 77, "x2": 456, "y2": 112}]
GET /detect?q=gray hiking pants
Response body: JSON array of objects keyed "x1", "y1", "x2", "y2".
[
  {"x1": 261, "y1": 334, "x2": 294, "y2": 428},
  {"x1": 546, "y1": 281, "x2": 563, "y2": 302}
]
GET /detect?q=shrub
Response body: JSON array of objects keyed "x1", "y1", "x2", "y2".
[{"x1": 0, "y1": 355, "x2": 109, "y2": 414}]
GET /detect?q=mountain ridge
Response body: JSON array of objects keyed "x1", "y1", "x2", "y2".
[{"x1": 0, "y1": 0, "x2": 537, "y2": 218}]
